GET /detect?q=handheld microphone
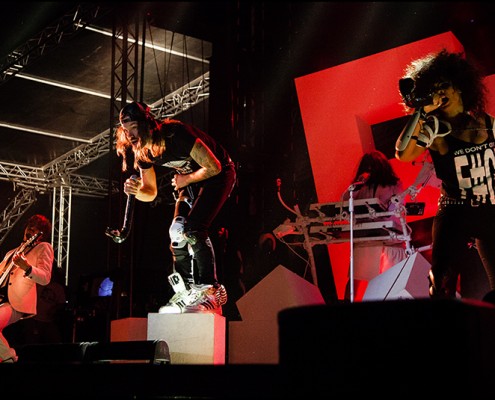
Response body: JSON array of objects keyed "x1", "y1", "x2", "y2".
[
  {"x1": 413, "y1": 95, "x2": 448, "y2": 108},
  {"x1": 399, "y1": 77, "x2": 434, "y2": 108},
  {"x1": 411, "y1": 95, "x2": 433, "y2": 108},
  {"x1": 105, "y1": 174, "x2": 138, "y2": 244}
]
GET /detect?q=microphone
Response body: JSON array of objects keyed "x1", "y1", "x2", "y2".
[
  {"x1": 410, "y1": 95, "x2": 433, "y2": 108},
  {"x1": 354, "y1": 172, "x2": 370, "y2": 186},
  {"x1": 413, "y1": 95, "x2": 448, "y2": 108},
  {"x1": 399, "y1": 77, "x2": 434, "y2": 108},
  {"x1": 348, "y1": 172, "x2": 370, "y2": 191},
  {"x1": 105, "y1": 174, "x2": 138, "y2": 244}
]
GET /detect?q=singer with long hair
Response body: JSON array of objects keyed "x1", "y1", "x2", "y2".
[
  {"x1": 343, "y1": 150, "x2": 406, "y2": 301},
  {"x1": 395, "y1": 49, "x2": 495, "y2": 299},
  {"x1": 114, "y1": 102, "x2": 236, "y2": 315},
  {"x1": 0, "y1": 214, "x2": 54, "y2": 363}
]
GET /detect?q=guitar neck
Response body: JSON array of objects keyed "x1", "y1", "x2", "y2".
[{"x1": 0, "y1": 233, "x2": 41, "y2": 288}]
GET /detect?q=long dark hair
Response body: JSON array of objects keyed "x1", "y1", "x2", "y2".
[
  {"x1": 353, "y1": 150, "x2": 400, "y2": 187},
  {"x1": 115, "y1": 101, "x2": 162, "y2": 171}
]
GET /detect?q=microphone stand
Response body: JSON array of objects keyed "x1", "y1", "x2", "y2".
[{"x1": 347, "y1": 183, "x2": 358, "y2": 303}]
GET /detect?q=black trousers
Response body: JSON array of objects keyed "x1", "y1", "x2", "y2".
[
  {"x1": 431, "y1": 203, "x2": 495, "y2": 297},
  {"x1": 170, "y1": 163, "x2": 236, "y2": 287}
]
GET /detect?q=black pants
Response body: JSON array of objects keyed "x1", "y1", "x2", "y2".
[
  {"x1": 431, "y1": 203, "x2": 495, "y2": 297},
  {"x1": 171, "y1": 163, "x2": 236, "y2": 287}
]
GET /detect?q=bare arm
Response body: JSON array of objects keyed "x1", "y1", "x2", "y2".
[
  {"x1": 174, "y1": 138, "x2": 222, "y2": 189},
  {"x1": 395, "y1": 116, "x2": 428, "y2": 162},
  {"x1": 395, "y1": 98, "x2": 444, "y2": 162},
  {"x1": 124, "y1": 167, "x2": 158, "y2": 202}
]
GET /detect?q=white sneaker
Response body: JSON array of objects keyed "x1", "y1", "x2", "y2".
[
  {"x1": 158, "y1": 272, "x2": 194, "y2": 314},
  {"x1": 158, "y1": 289, "x2": 192, "y2": 314},
  {"x1": 183, "y1": 284, "x2": 228, "y2": 315},
  {"x1": 157, "y1": 284, "x2": 211, "y2": 314}
]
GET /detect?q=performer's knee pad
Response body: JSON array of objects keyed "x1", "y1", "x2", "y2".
[{"x1": 169, "y1": 216, "x2": 188, "y2": 248}]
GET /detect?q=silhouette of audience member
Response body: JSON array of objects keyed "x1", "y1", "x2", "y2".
[{"x1": 22, "y1": 267, "x2": 67, "y2": 344}]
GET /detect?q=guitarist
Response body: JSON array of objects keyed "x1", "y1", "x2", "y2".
[{"x1": 0, "y1": 214, "x2": 54, "y2": 363}]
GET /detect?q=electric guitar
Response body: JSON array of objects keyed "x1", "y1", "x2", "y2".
[{"x1": 0, "y1": 231, "x2": 42, "y2": 301}]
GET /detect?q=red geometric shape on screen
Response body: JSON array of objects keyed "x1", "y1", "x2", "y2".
[{"x1": 295, "y1": 32, "x2": 495, "y2": 299}]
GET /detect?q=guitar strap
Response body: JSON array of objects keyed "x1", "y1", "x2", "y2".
[
  {"x1": 0, "y1": 251, "x2": 16, "y2": 288},
  {"x1": 0, "y1": 250, "x2": 17, "y2": 304}
]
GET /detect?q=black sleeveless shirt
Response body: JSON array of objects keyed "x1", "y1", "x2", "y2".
[
  {"x1": 429, "y1": 113, "x2": 495, "y2": 204},
  {"x1": 138, "y1": 120, "x2": 232, "y2": 175}
]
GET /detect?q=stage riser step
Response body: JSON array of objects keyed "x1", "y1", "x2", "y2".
[
  {"x1": 147, "y1": 313, "x2": 226, "y2": 364},
  {"x1": 15, "y1": 340, "x2": 170, "y2": 364}
]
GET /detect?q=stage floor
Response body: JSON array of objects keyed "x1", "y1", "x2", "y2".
[{"x1": 2, "y1": 360, "x2": 495, "y2": 398}]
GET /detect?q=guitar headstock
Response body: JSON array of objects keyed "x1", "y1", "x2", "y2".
[
  {"x1": 20, "y1": 231, "x2": 43, "y2": 253},
  {"x1": 27, "y1": 231, "x2": 42, "y2": 243}
]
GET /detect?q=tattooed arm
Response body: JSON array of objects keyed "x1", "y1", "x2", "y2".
[{"x1": 172, "y1": 138, "x2": 222, "y2": 189}]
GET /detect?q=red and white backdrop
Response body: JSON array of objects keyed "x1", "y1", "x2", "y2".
[{"x1": 295, "y1": 31, "x2": 495, "y2": 300}]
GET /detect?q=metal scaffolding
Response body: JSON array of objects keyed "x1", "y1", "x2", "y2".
[{"x1": 0, "y1": 4, "x2": 210, "y2": 284}]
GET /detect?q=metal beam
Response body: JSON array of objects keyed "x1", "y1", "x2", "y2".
[
  {"x1": 0, "y1": 189, "x2": 37, "y2": 246},
  {"x1": 0, "y1": 4, "x2": 210, "y2": 286},
  {"x1": 0, "y1": 4, "x2": 114, "y2": 85},
  {"x1": 52, "y1": 186, "x2": 72, "y2": 285}
]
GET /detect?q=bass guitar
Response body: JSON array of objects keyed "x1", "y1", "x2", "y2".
[{"x1": 0, "y1": 231, "x2": 42, "y2": 301}]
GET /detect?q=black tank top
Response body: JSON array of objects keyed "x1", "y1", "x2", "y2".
[{"x1": 429, "y1": 113, "x2": 495, "y2": 204}]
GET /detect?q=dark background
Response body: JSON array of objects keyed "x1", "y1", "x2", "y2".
[{"x1": 2, "y1": 2, "x2": 495, "y2": 342}]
